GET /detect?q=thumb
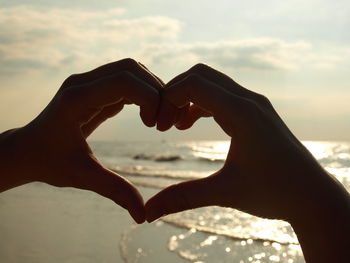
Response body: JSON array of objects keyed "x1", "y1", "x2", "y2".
[
  {"x1": 81, "y1": 101, "x2": 125, "y2": 138},
  {"x1": 175, "y1": 104, "x2": 212, "y2": 130},
  {"x1": 145, "y1": 173, "x2": 221, "y2": 222},
  {"x1": 76, "y1": 157, "x2": 145, "y2": 223}
]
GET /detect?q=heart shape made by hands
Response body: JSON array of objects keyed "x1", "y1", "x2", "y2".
[{"x1": 19, "y1": 58, "x2": 326, "y2": 226}]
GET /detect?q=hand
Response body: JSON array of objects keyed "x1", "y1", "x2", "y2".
[
  {"x1": 146, "y1": 63, "x2": 346, "y2": 223},
  {"x1": 146, "y1": 63, "x2": 350, "y2": 262},
  {"x1": 1, "y1": 58, "x2": 162, "y2": 223}
]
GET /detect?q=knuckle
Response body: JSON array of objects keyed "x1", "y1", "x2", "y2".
[
  {"x1": 118, "y1": 58, "x2": 138, "y2": 69},
  {"x1": 161, "y1": 86, "x2": 174, "y2": 101},
  {"x1": 190, "y1": 63, "x2": 210, "y2": 73},
  {"x1": 183, "y1": 73, "x2": 201, "y2": 97},
  {"x1": 62, "y1": 73, "x2": 82, "y2": 88},
  {"x1": 253, "y1": 93, "x2": 273, "y2": 108},
  {"x1": 142, "y1": 90, "x2": 159, "y2": 109},
  {"x1": 172, "y1": 73, "x2": 202, "y2": 102},
  {"x1": 149, "y1": 88, "x2": 160, "y2": 103}
]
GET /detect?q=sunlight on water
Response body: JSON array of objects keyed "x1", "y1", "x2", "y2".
[
  {"x1": 94, "y1": 140, "x2": 349, "y2": 263},
  {"x1": 88, "y1": 140, "x2": 350, "y2": 263},
  {"x1": 167, "y1": 228, "x2": 303, "y2": 263},
  {"x1": 122, "y1": 222, "x2": 304, "y2": 263},
  {"x1": 302, "y1": 141, "x2": 336, "y2": 159},
  {"x1": 303, "y1": 141, "x2": 350, "y2": 162},
  {"x1": 3, "y1": 141, "x2": 346, "y2": 262},
  {"x1": 189, "y1": 141, "x2": 230, "y2": 161},
  {"x1": 162, "y1": 206, "x2": 298, "y2": 244},
  {"x1": 302, "y1": 141, "x2": 350, "y2": 190}
]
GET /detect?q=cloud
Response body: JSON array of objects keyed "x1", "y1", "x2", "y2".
[
  {"x1": 0, "y1": 5, "x2": 348, "y2": 78},
  {"x1": 141, "y1": 39, "x2": 313, "y2": 71},
  {"x1": 0, "y1": 6, "x2": 182, "y2": 76},
  {"x1": 0, "y1": 4, "x2": 349, "y2": 140}
]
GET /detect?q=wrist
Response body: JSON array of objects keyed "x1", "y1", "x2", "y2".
[
  {"x1": 288, "y1": 170, "x2": 350, "y2": 262},
  {"x1": 289, "y1": 170, "x2": 350, "y2": 225},
  {"x1": 0, "y1": 127, "x2": 34, "y2": 192}
]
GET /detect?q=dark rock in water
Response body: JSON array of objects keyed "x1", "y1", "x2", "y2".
[
  {"x1": 154, "y1": 155, "x2": 182, "y2": 162},
  {"x1": 133, "y1": 153, "x2": 152, "y2": 160},
  {"x1": 132, "y1": 153, "x2": 182, "y2": 162}
]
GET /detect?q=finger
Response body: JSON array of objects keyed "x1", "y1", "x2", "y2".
[
  {"x1": 138, "y1": 62, "x2": 165, "y2": 86},
  {"x1": 60, "y1": 59, "x2": 163, "y2": 127},
  {"x1": 75, "y1": 157, "x2": 145, "y2": 223},
  {"x1": 156, "y1": 94, "x2": 183, "y2": 131},
  {"x1": 145, "y1": 174, "x2": 220, "y2": 222},
  {"x1": 175, "y1": 104, "x2": 212, "y2": 130},
  {"x1": 81, "y1": 101, "x2": 125, "y2": 138},
  {"x1": 174, "y1": 104, "x2": 190, "y2": 125},
  {"x1": 60, "y1": 71, "x2": 160, "y2": 127},
  {"x1": 162, "y1": 73, "x2": 250, "y2": 136},
  {"x1": 166, "y1": 63, "x2": 254, "y2": 98},
  {"x1": 62, "y1": 58, "x2": 163, "y2": 92}
]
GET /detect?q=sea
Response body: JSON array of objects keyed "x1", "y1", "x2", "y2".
[{"x1": 0, "y1": 140, "x2": 349, "y2": 263}]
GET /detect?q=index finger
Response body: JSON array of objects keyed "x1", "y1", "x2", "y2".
[
  {"x1": 166, "y1": 63, "x2": 253, "y2": 99},
  {"x1": 58, "y1": 71, "x2": 160, "y2": 127},
  {"x1": 62, "y1": 58, "x2": 163, "y2": 92},
  {"x1": 162, "y1": 73, "x2": 250, "y2": 136},
  {"x1": 145, "y1": 173, "x2": 222, "y2": 222}
]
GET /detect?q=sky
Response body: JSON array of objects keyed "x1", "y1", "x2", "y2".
[{"x1": 0, "y1": 0, "x2": 349, "y2": 141}]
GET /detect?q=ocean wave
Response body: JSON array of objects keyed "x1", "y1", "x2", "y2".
[
  {"x1": 162, "y1": 218, "x2": 298, "y2": 245},
  {"x1": 161, "y1": 207, "x2": 298, "y2": 245},
  {"x1": 131, "y1": 152, "x2": 225, "y2": 163},
  {"x1": 196, "y1": 155, "x2": 225, "y2": 163},
  {"x1": 165, "y1": 225, "x2": 304, "y2": 263},
  {"x1": 124, "y1": 175, "x2": 176, "y2": 189},
  {"x1": 119, "y1": 219, "x2": 303, "y2": 263},
  {"x1": 110, "y1": 166, "x2": 214, "y2": 180}
]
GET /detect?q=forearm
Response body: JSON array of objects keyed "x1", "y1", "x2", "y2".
[
  {"x1": 0, "y1": 128, "x2": 30, "y2": 192},
  {"x1": 290, "y1": 171, "x2": 350, "y2": 262}
]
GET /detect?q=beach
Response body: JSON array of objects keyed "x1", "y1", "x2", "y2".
[{"x1": 0, "y1": 140, "x2": 349, "y2": 262}]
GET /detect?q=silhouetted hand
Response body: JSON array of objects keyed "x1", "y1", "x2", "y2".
[
  {"x1": 146, "y1": 64, "x2": 350, "y2": 262},
  {"x1": 148, "y1": 63, "x2": 323, "y2": 221},
  {"x1": 1, "y1": 59, "x2": 162, "y2": 223}
]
